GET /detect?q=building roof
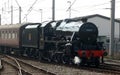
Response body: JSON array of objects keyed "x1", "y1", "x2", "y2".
[{"x1": 73, "y1": 14, "x2": 120, "y2": 23}]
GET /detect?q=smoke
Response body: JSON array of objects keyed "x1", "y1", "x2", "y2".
[{"x1": 74, "y1": 56, "x2": 81, "y2": 65}]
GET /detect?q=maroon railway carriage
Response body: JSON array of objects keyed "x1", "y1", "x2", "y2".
[{"x1": 0, "y1": 24, "x2": 26, "y2": 54}]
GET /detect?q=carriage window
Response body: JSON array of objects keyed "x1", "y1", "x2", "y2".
[
  {"x1": 6, "y1": 31, "x2": 9, "y2": 39},
  {"x1": 3, "y1": 31, "x2": 5, "y2": 39},
  {"x1": 15, "y1": 32, "x2": 18, "y2": 38},
  {"x1": 11, "y1": 32, "x2": 12, "y2": 39},
  {"x1": 12, "y1": 31, "x2": 15, "y2": 39},
  {"x1": 8, "y1": 31, "x2": 11, "y2": 39},
  {"x1": 4, "y1": 31, "x2": 6, "y2": 39},
  {"x1": 5, "y1": 31, "x2": 7, "y2": 39},
  {"x1": 1, "y1": 31, "x2": 3, "y2": 39}
]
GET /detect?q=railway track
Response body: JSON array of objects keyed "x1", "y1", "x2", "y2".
[
  {"x1": 28, "y1": 58, "x2": 120, "y2": 75},
  {"x1": 0, "y1": 55, "x2": 56, "y2": 75},
  {"x1": 55, "y1": 61, "x2": 120, "y2": 75},
  {"x1": 78, "y1": 63, "x2": 120, "y2": 75},
  {"x1": 0, "y1": 60, "x2": 19, "y2": 75},
  {"x1": 104, "y1": 58, "x2": 120, "y2": 65},
  {"x1": 62, "y1": 60, "x2": 120, "y2": 75},
  {"x1": 1, "y1": 54, "x2": 120, "y2": 75},
  {"x1": 51, "y1": 59, "x2": 120, "y2": 74},
  {"x1": 14, "y1": 56, "x2": 120, "y2": 75}
]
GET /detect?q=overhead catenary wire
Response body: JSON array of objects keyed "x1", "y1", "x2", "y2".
[
  {"x1": 15, "y1": 0, "x2": 22, "y2": 24},
  {"x1": 75, "y1": 1, "x2": 110, "y2": 11},
  {"x1": 1, "y1": 0, "x2": 120, "y2": 24},
  {"x1": 2, "y1": 16, "x2": 10, "y2": 23},
  {"x1": 65, "y1": 0, "x2": 111, "y2": 17},
  {"x1": 66, "y1": 0, "x2": 77, "y2": 11},
  {"x1": 64, "y1": 0, "x2": 120, "y2": 14},
  {"x1": 22, "y1": 0, "x2": 38, "y2": 21},
  {"x1": 70, "y1": 0, "x2": 120, "y2": 14},
  {"x1": 15, "y1": 0, "x2": 20, "y2": 7}
]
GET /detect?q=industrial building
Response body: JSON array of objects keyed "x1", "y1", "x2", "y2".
[{"x1": 75, "y1": 14, "x2": 120, "y2": 43}]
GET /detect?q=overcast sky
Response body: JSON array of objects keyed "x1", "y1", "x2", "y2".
[{"x1": 0, "y1": 0, "x2": 120, "y2": 24}]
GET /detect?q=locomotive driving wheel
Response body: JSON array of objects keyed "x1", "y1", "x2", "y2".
[
  {"x1": 62, "y1": 54, "x2": 71, "y2": 64},
  {"x1": 94, "y1": 58, "x2": 100, "y2": 67},
  {"x1": 80, "y1": 58, "x2": 86, "y2": 66},
  {"x1": 38, "y1": 51, "x2": 43, "y2": 61}
]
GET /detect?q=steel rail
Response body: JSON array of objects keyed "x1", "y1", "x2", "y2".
[{"x1": 5, "y1": 55, "x2": 22, "y2": 75}]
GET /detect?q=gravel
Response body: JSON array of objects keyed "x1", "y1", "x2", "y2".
[{"x1": 19, "y1": 58, "x2": 111, "y2": 75}]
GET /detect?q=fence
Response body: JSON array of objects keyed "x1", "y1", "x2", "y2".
[{"x1": 104, "y1": 43, "x2": 120, "y2": 59}]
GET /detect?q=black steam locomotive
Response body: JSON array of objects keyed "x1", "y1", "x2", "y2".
[{"x1": 0, "y1": 18, "x2": 107, "y2": 66}]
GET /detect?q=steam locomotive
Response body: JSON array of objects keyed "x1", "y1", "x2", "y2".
[{"x1": 0, "y1": 18, "x2": 107, "y2": 66}]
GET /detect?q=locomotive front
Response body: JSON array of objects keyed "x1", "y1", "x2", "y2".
[
  {"x1": 78, "y1": 22, "x2": 98, "y2": 44},
  {"x1": 73, "y1": 18, "x2": 107, "y2": 66}
]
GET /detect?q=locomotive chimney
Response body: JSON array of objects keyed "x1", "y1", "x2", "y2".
[{"x1": 81, "y1": 17, "x2": 88, "y2": 23}]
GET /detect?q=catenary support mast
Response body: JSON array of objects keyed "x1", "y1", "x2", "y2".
[
  {"x1": 52, "y1": 0, "x2": 55, "y2": 21},
  {"x1": 109, "y1": 0, "x2": 115, "y2": 56}
]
